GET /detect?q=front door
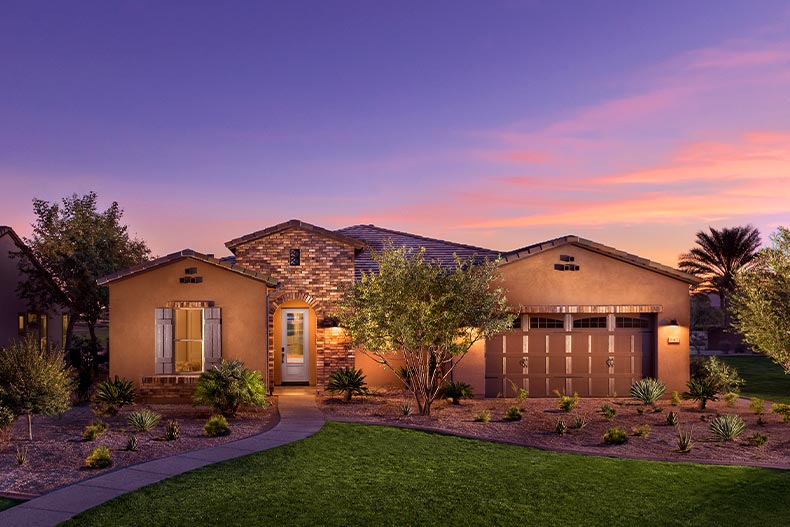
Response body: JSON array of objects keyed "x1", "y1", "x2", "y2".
[{"x1": 281, "y1": 309, "x2": 309, "y2": 382}]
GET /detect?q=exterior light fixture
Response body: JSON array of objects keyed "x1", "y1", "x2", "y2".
[
  {"x1": 318, "y1": 316, "x2": 340, "y2": 329},
  {"x1": 668, "y1": 319, "x2": 679, "y2": 326}
]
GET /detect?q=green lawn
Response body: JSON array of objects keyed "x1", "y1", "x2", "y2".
[
  {"x1": 718, "y1": 355, "x2": 790, "y2": 404},
  {"x1": 64, "y1": 422, "x2": 790, "y2": 527},
  {"x1": 0, "y1": 498, "x2": 20, "y2": 512}
]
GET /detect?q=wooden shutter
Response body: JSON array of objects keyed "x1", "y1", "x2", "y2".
[
  {"x1": 203, "y1": 307, "x2": 222, "y2": 370},
  {"x1": 155, "y1": 308, "x2": 174, "y2": 374}
]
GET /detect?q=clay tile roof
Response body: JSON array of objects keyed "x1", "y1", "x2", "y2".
[
  {"x1": 501, "y1": 235, "x2": 701, "y2": 285},
  {"x1": 96, "y1": 249, "x2": 278, "y2": 286},
  {"x1": 337, "y1": 224, "x2": 499, "y2": 279},
  {"x1": 225, "y1": 219, "x2": 365, "y2": 253}
]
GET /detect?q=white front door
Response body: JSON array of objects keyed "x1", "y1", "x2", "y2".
[{"x1": 281, "y1": 309, "x2": 309, "y2": 382}]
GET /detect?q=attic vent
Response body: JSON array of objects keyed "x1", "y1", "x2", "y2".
[
  {"x1": 559, "y1": 254, "x2": 575, "y2": 262},
  {"x1": 185, "y1": 267, "x2": 198, "y2": 275},
  {"x1": 554, "y1": 264, "x2": 580, "y2": 271},
  {"x1": 289, "y1": 248, "x2": 301, "y2": 266}
]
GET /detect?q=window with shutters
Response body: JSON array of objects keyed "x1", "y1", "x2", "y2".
[
  {"x1": 175, "y1": 309, "x2": 203, "y2": 372},
  {"x1": 156, "y1": 307, "x2": 221, "y2": 375}
]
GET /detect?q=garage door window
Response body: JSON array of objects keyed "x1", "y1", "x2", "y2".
[
  {"x1": 573, "y1": 316, "x2": 607, "y2": 329},
  {"x1": 616, "y1": 316, "x2": 650, "y2": 329},
  {"x1": 529, "y1": 317, "x2": 564, "y2": 329}
]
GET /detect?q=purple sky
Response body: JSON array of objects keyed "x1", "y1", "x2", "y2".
[{"x1": 2, "y1": 1, "x2": 789, "y2": 265}]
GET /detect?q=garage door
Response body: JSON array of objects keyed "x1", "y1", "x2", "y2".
[{"x1": 485, "y1": 313, "x2": 655, "y2": 398}]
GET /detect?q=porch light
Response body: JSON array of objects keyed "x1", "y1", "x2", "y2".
[
  {"x1": 668, "y1": 319, "x2": 679, "y2": 326},
  {"x1": 318, "y1": 316, "x2": 340, "y2": 329}
]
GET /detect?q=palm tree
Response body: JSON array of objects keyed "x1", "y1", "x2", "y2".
[{"x1": 678, "y1": 225, "x2": 761, "y2": 322}]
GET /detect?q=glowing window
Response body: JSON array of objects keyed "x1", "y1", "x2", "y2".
[{"x1": 175, "y1": 309, "x2": 203, "y2": 372}]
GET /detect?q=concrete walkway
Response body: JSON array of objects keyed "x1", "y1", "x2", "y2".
[{"x1": 0, "y1": 387, "x2": 324, "y2": 527}]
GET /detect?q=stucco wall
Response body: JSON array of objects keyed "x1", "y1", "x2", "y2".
[{"x1": 107, "y1": 257, "x2": 270, "y2": 385}]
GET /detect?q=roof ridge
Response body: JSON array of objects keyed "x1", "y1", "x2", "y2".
[
  {"x1": 225, "y1": 219, "x2": 365, "y2": 251},
  {"x1": 338, "y1": 224, "x2": 498, "y2": 253}
]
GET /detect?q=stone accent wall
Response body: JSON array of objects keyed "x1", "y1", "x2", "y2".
[{"x1": 233, "y1": 227, "x2": 357, "y2": 386}]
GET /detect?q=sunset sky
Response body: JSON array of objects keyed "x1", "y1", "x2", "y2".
[{"x1": 2, "y1": 1, "x2": 789, "y2": 266}]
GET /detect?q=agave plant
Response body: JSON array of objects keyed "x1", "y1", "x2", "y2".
[
  {"x1": 127, "y1": 408, "x2": 161, "y2": 432},
  {"x1": 438, "y1": 381, "x2": 474, "y2": 405},
  {"x1": 709, "y1": 414, "x2": 746, "y2": 441},
  {"x1": 163, "y1": 420, "x2": 180, "y2": 441},
  {"x1": 676, "y1": 427, "x2": 694, "y2": 452},
  {"x1": 630, "y1": 378, "x2": 666, "y2": 406},
  {"x1": 555, "y1": 419, "x2": 568, "y2": 435},
  {"x1": 126, "y1": 435, "x2": 139, "y2": 452},
  {"x1": 326, "y1": 367, "x2": 368, "y2": 402},
  {"x1": 92, "y1": 376, "x2": 136, "y2": 416},
  {"x1": 682, "y1": 378, "x2": 719, "y2": 410},
  {"x1": 666, "y1": 411, "x2": 679, "y2": 427}
]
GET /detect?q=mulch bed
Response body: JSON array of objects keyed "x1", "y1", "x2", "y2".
[
  {"x1": 0, "y1": 400, "x2": 279, "y2": 496},
  {"x1": 320, "y1": 390, "x2": 790, "y2": 469}
]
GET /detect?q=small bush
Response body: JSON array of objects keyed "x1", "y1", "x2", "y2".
[
  {"x1": 127, "y1": 408, "x2": 161, "y2": 432},
  {"x1": 723, "y1": 392, "x2": 738, "y2": 408},
  {"x1": 91, "y1": 376, "x2": 136, "y2": 416},
  {"x1": 438, "y1": 381, "x2": 474, "y2": 405},
  {"x1": 400, "y1": 402, "x2": 412, "y2": 416},
  {"x1": 163, "y1": 420, "x2": 180, "y2": 441},
  {"x1": 676, "y1": 427, "x2": 694, "y2": 452},
  {"x1": 670, "y1": 391, "x2": 681, "y2": 406},
  {"x1": 508, "y1": 380, "x2": 528, "y2": 403},
  {"x1": 126, "y1": 435, "x2": 139, "y2": 451},
  {"x1": 553, "y1": 391, "x2": 579, "y2": 412},
  {"x1": 749, "y1": 397, "x2": 765, "y2": 415},
  {"x1": 603, "y1": 428, "x2": 628, "y2": 445},
  {"x1": 598, "y1": 404, "x2": 617, "y2": 420},
  {"x1": 555, "y1": 419, "x2": 568, "y2": 435},
  {"x1": 709, "y1": 414, "x2": 746, "y2": 441},
  {"x1": 474, "y1": 410, "x2": 491, "y2": 423},
  {"x1": 569, "y1": 414, "x2": 591, "y2": 430},
  {"x1": 0, "y1": 405, "x2": 14, "y2": 429},
  {"x1": 682, "y1": 378, "x2": 719, "y2": 409},
  {"x1": 747, "y1": 432, "x2": 769, "y2": 447},
  {"x1": 632, "y1": 424, "x2": 651, "y2": 437},
  {"x1": 82, "y1": 419, "x2": 108, "y2": 441},
  {"x1": 690, "y1": 356, "x2": 744, "y2": 394},
  {"x1": 772, "y1": 403, "x2": 790, "y2": 422},
  {"x1": 85, "y1": 445, "x2": 112, "y2": 469},
  {"x1": 503, "y1": 406, "x2": 522, "y2": 421},
  {"x1": 194, "y1": 359, "x2": 268, "y2": 416},
  {"x1": 203, "y1": 414, "x2": 230, "y2": 437},
  {"x1": 15, "y1": 445, "x2": 27, "y2": 465},
  {"x1": 666, "y1": 411, "x2": 679, "y2": 426},
  {"x1": 630, "y1": 378, "x2": 666, "y2": 406}
]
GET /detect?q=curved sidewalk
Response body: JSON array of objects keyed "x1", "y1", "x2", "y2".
[{"x1": 0, "y1": 387, "x2": 324, "y2": 527}]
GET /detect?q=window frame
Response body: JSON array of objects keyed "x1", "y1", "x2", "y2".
[{"x1": 174, "y1": 308, "x2": 204, "y2": 373}]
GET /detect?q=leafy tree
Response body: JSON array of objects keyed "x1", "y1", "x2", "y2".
[
  {"x1": 337, "y1": 244, "x2": 514, "y2": 416},
  {"x1": 678, "y1": 225, "x2": 761, "y2": 323},
  {"x1": 193, "y1": 360, "x2": 268, "y2": 417},
  {"x1": 15, "y1": 192, "x2": 150, "y2": 363},
  {"x1": 0, "y1": 337, "x2": 76, "y2": 440},
  {"x1": 731, "y1": 226, "x2": 790, "y2": 373}
]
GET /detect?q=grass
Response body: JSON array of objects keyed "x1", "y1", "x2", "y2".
[
  {"x1": 0, "y1": 498, "x2": 21, "y2": 512},
  {"x1": 64, "y1": 421, "x2": 790, "y2": 527},
  {"x1": 718, "y1": 355, "x2": 790, "y2": 404}
]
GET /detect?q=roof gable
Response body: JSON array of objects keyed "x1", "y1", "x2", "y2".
[
  {"x1": 97, "y1": 249, "x2": 278, "y2": 286},
  {"x1": 225, "y1": 219, "x2": 365, "y2": 253},
  {"x1": 501, "y1": 235, "x2": 700, "y2": 285},
  {"x1": 1, "y1": 225, "x2": 69, "y2": 303}
]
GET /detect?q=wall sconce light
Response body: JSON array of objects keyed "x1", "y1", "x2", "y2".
[{"x1": 668, "y1": 319, "x2": 679, "y2": 326}]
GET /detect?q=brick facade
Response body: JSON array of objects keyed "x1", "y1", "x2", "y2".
[{"x1": 232, "y1": 226, "x2": 357, "y2": 386}]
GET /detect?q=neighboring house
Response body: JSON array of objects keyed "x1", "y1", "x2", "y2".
[
  {"x1": 0, "y1": 226, "x2": 68, "y2": 350},
  {"x1": 98, "y1": 219, "x2": 699, "y2": 399}
]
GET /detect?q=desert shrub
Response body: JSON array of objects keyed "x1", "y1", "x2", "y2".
[
  {"x1": 630, "y1": 378, "x2": 666, "y2": 406},
  {"x1": 772, "y1": 403, "x2": 790, "y2": 422},
  {"x1": 682, "y1": 378, "x2": 719, "y2": 409},
  {"x1": 553, "y1": 390, "x2": 579, "y2": 412},
  {"x1": 723, "y1": 392, "x2": 739, "y2": 408},
  {"x1": 0, "y1": 404, "x2": 14, "y2": 429},
  {"x1": 747, "y1": 432, "x2": 769, "y2": 447},
  {"x1": 85, "y1": 445, "x2": 112, "y2": 469},
  {"x1": 474, "y1": 410, "x2": 491, "y2": 423},
  {"x1": 203, "y1": 414, "x2": 230, "y2": 437},
  {"x1": 438, "y1": 381, "x2": 474, "y2": 405},
  {"x1": 15, "y1": 445, "x2": 27, "y2": 465},
  {"x1": 325, "y1": 367, "x2": 368, "y2": 402},
  {"x1": 92, "y1": 376, "x2": 136, "y2": 416},
  {"x1": 632, "y1": 424, "x2": 651, "y2": 437},
  {"x1": 749, "y1": 397, "x2": 765, "y2": 415},
  {"x1": 126, "y1": 435, "x2": 139, "y2": 451},
  {"x1": 709, "y1": 414, "x2": 746, "y2": 441},
  {"x1": 569, "y1": 413, "x2": 591, "y2": 430},
  {"x1": 690, "y1": 356, "x2": 745, "y2": 394},
  {"x1": 670, "y1": 391, "x2": 681, "y2": 406},
  {"x1": 127, "y1": 408, "x2": 161, "y2": 432},
  {"x1": 163, "y1": 420, "x2": 180, "y2": 441},
  {"x1": 400, "y1": 402, "x2": 412, "y2": 416},
  {"x1": 598, "y1": 404, "x2": 617, "y2": 420},
  {"x1": 508, "y1": 380, "x2": 529, "y2": 403},
  {"x1": 666, "y1": 411, "x2": 679, "y2": 426},
  {"x1": 82, "y1": 419, "x2": 108, "y2": 441},
  {"x1": 603, "y1": 428, "x2": 628, "y2": 445},
  {"x1": 555, "y1": 419, "x2": 568, "y2": 435},
  {"x1": 503, "y1": 406, "x2": 522, "y2": 421},
  {"x1": 676, "y1": 427, "x2": 694, "y2": 452},
  {"x1": 193, "y1": 359, "x2": 268, "y2": 417}
]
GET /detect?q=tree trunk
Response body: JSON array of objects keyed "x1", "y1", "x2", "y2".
[
  {"x1": 344, "y1": 391, "x2": 352, "y2": 402},
  {"x1": 27, "y1": 414, "x2": 33, "y2": 441},
  {"x1": 64, "y1": 312, "x2": 78, "y2": 365},
  {"x1": 88, "y1": 321, "x2": 100, "y2": 374}
]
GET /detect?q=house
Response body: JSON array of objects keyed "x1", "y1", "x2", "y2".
[
  {"x1": 98, "y1": 219, "x2": 699, "y2": 399},
  {"x1": 0, "y1": 226, "x2": 69, "y2": 351}
]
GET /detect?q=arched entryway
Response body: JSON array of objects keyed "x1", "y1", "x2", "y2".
[{"x1": 269, "y1": 290, "x2": 323, "y2": 386}]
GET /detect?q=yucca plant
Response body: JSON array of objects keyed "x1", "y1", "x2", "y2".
[
  {"x1": 555, "y1": 419, "x2": 568, "y2": 435},
  {"x1": 666, "y1": 411, "x2": 679, "y2": 427},
  {"x1": 126, "y1": 435, "x2": 139, "y2": 451},
  {"x1": 326, "y1": 367, "x2": 368, "y2": 402},
  {"x1": 92, "y1": 376, "x2": 136, "y2": 416},
  {"x1": 438, "y1": 381, "x2": 474, "y2": 405},
  {"x1": 569, "y1": 413, "x2": 591, "y2": 430},
  {"x1": 399, "y1": 402, "x2": 412, "y2": 416},
  {"x1": 127, "y1": 408, "x2": 161, "y2": 432},
  {"x1": 682, "y1": 378, "x2": 719, "y2": 410},
  {"x1": 15, "y1": 445, "x2": 27, "y2": 465},
  {"x1": 676, "y1": 427, "x2": 694, "y2": 452},
  {"x1": 163, "y1": 420, "x2": 180, "y2": 441},
  {"x1": 194, "y1": 360, "x2": 268, "y2": 417},
  {"x1": 709, "y1": 414, "x2": 746, "y2": 441},
  {"x1": 630, "y1": 377, "x2": 666, "y2": 406}
]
